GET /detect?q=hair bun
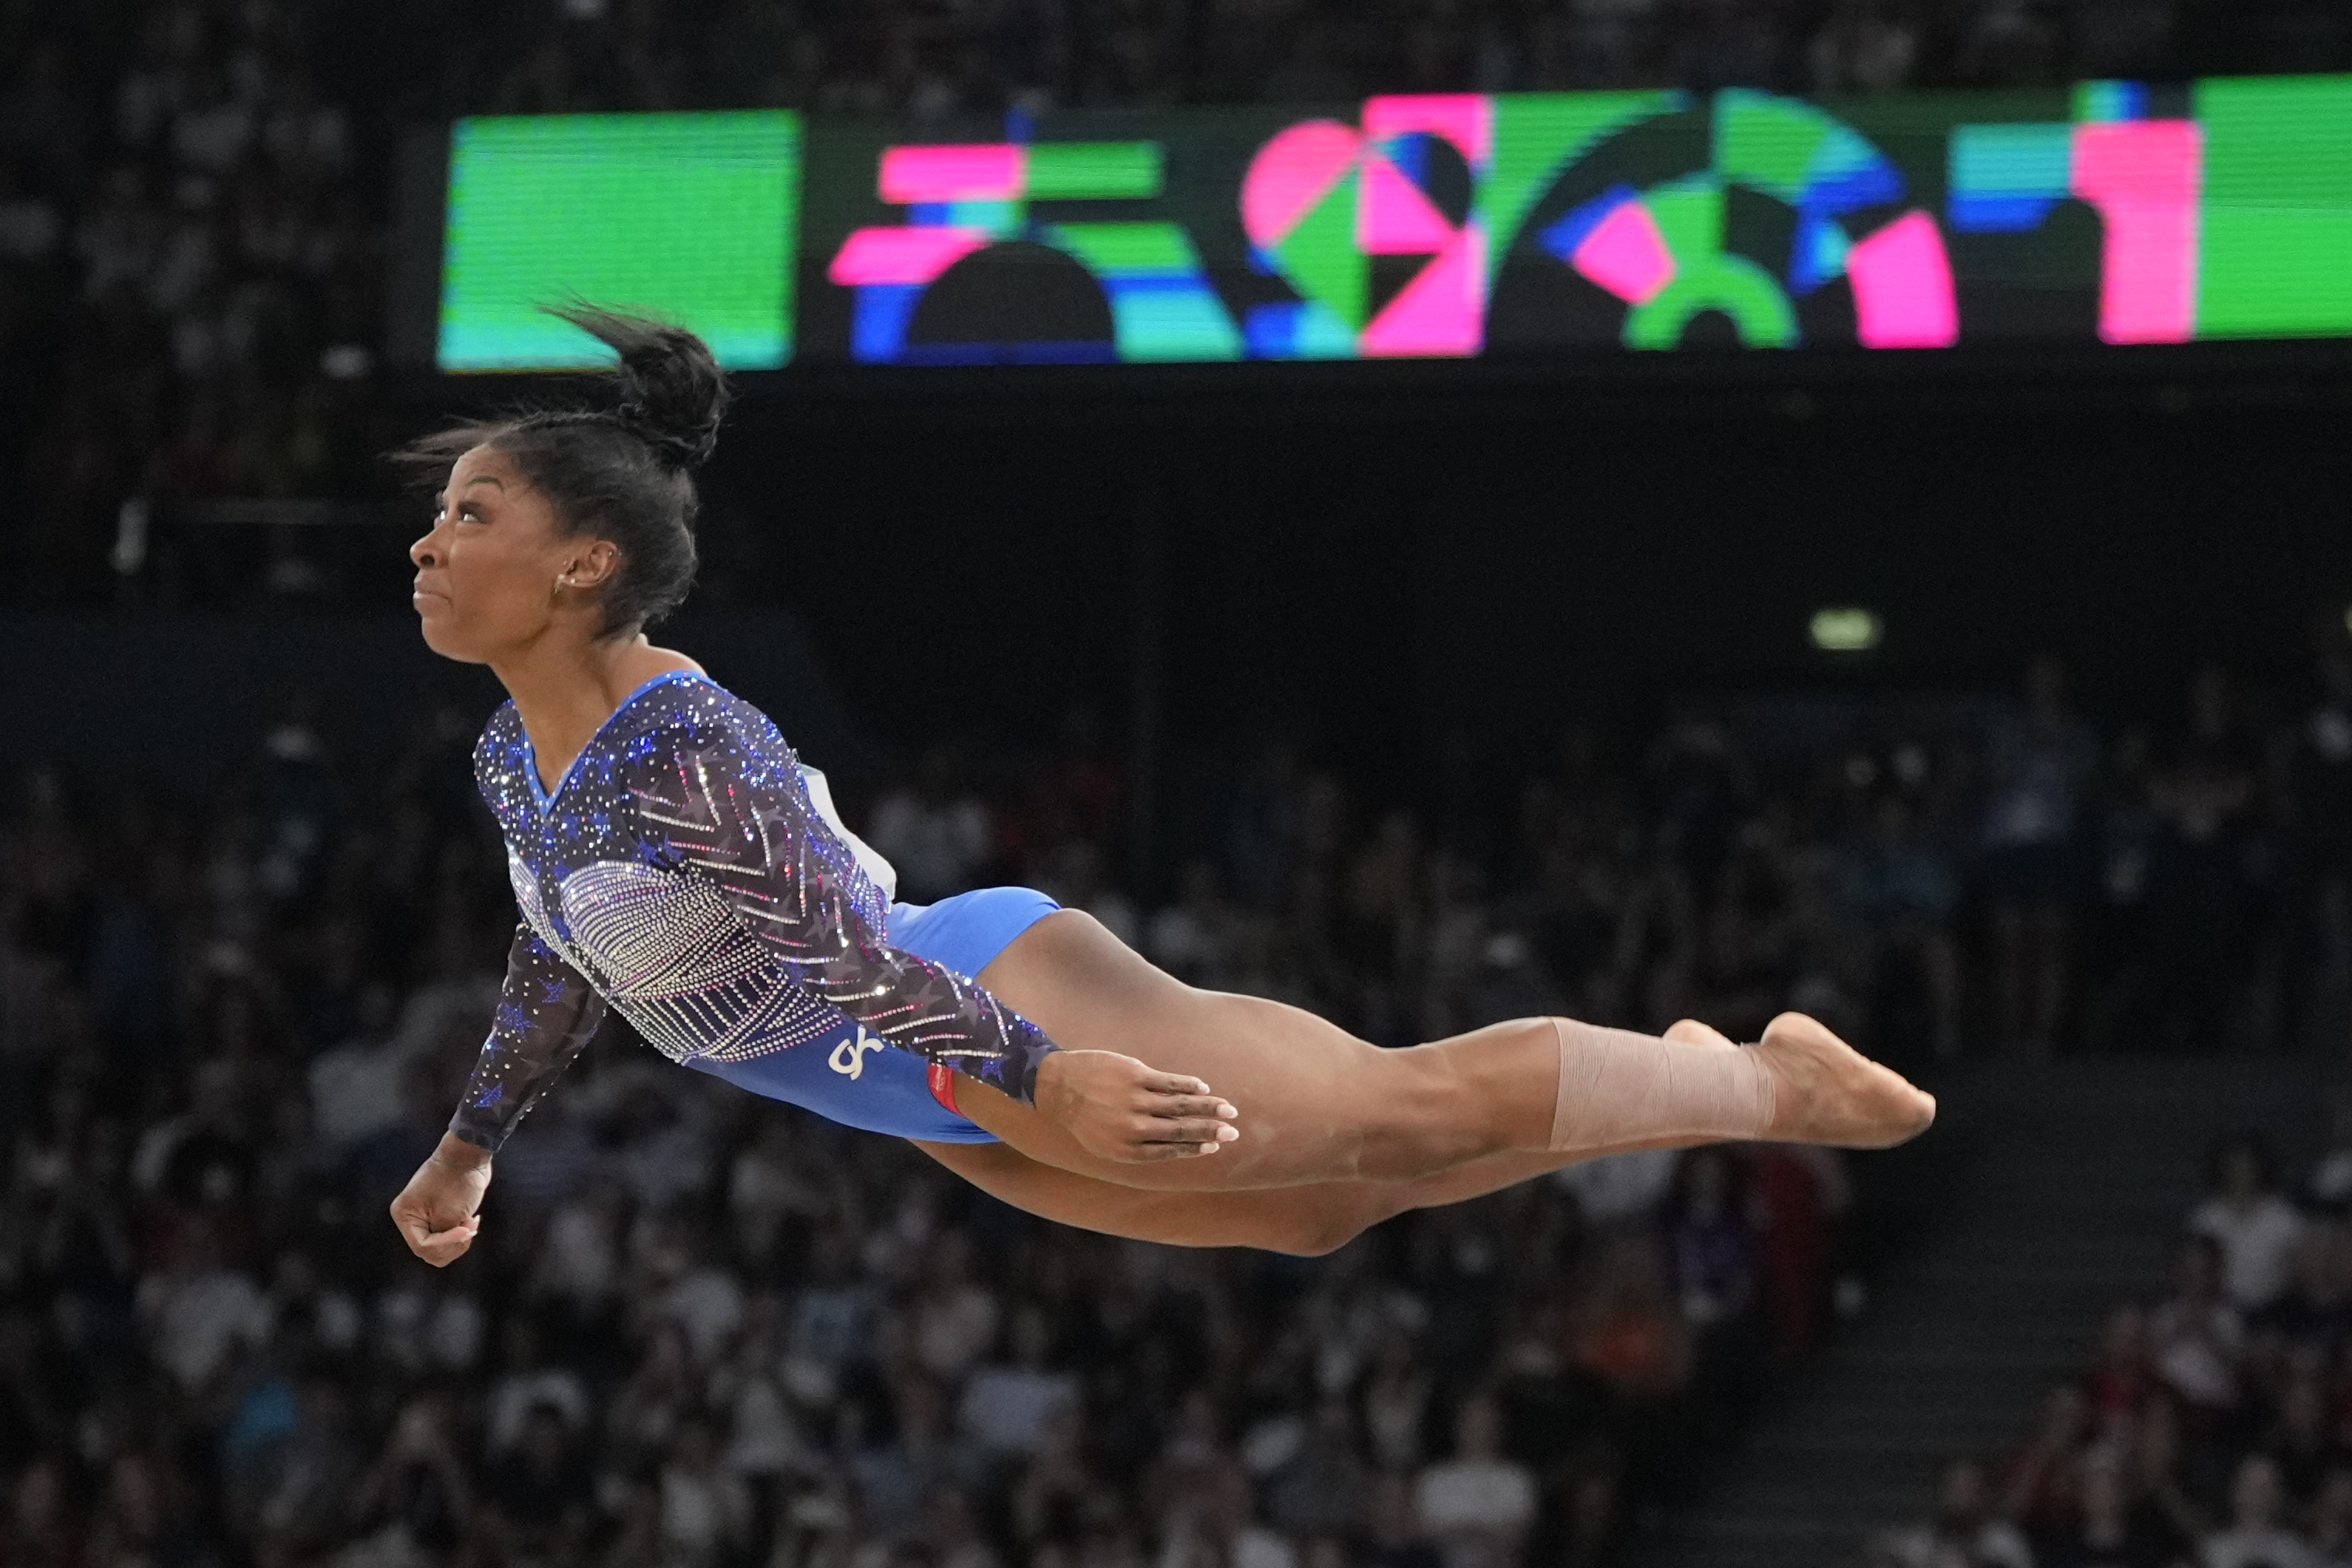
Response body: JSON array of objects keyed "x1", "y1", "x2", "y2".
[{"x1": 546, "y1": 302, "x2": 730, "y2": 471}]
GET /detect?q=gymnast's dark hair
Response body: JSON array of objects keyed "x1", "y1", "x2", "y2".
[{"x1": 398, "y1": 303, "x2": 729, "y2": 634}]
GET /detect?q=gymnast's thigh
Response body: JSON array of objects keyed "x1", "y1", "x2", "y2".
[
  {"x1": 910, "y1": 1138, "x2": 1403, "y2": 1255},
  {"x1": 956, "y1": 908, "x2": 1429, "y2": 1190}
]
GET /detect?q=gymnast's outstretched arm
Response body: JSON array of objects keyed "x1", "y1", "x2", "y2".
[{"x1": 391, "y1": 924, "x2": 607, "y2": 1265}]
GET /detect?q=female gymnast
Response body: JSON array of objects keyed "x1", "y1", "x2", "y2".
[{"x1": 390, "y1": 306, "x2": 1934, "y2": 1266}]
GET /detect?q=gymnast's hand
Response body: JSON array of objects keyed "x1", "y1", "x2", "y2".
[
  {"x1": 390, "y1": 1133, "x2": 493, "y2": 1266},
  {"x1": 1033, "y1": 1050, "x2": 1241, "y2": 1163}
]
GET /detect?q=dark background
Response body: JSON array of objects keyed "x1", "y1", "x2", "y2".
[
  {"x1": 43, "y1": 342, "x2": 2352, "y2": 799},
  {"x1": 262, "y1": 346, "x2": 2352, "y2": 750}
]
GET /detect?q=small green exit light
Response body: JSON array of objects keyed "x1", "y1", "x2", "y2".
[{"x1": 1810, "y1": 607, "x2": 1883, "y2": 653}]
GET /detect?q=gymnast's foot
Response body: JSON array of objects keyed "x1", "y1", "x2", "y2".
[{"x1": 1666, "y1": 1013, "x2": 1936, "y2": 1149}]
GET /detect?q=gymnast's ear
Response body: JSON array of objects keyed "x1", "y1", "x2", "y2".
[{"x1": 558, "y1": 538, "x2": 625, "y2": 593}]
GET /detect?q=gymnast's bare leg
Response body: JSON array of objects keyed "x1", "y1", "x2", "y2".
[
  {"x1": 921, "y1": 1019, "x2": 1814, "y2": 1255},
  {"x1": 942, "y1": 910, "x2": 1931, "y2": 1201}
]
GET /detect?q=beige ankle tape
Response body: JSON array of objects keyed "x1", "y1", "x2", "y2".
[{"x1": 1548, "y1": 1017, "x2": 1775, "y2": 1153}]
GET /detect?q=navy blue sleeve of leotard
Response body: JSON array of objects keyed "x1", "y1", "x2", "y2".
[
  {"x1": 617, "y1": 723, "x2": 1059, "y2": 1103},
  {"x1": 447, "y1": 923, "x2": 609, "y2": 1153}
]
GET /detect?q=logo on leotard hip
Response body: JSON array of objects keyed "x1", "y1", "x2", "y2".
[{"x1": 829, "y1": 1028, "x2": 884, "y2": 1080}]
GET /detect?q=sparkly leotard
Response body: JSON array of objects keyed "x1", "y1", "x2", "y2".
[{"x1": 448, "y1": 670, "x2": 1057, "y2": 1153}]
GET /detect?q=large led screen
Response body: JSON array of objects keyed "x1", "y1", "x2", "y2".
[{"x1": 429, "y1": 77, "x2": 2352, "y2": 370}]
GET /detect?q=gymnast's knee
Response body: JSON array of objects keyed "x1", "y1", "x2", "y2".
[
  {"x1": 1265, "y1": 1187, "x2": 1404, "y2": 1258},
  {"x1": 1269, "y1": 1223, "x2": 1355, "y2": 1259},
  {"x1": 1358, "y1": 1020, "x2": 1553, "y2": 1179}
]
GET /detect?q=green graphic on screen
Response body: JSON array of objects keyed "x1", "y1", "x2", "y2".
[
  {"x1": 439, "y1": 111, "x2": 801, "y2": 370},
  {"x1": 2195, "y1": 76, "x2": 2352, "y2": 338}
]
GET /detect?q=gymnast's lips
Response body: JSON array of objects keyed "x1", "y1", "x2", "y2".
[{"x1": 412, "y1": 580, "x2": 450, "y2": 610}]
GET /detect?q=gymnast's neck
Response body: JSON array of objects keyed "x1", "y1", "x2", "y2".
[{"x1": 492, "y1": 626, "x2": 708, "y2": 796}]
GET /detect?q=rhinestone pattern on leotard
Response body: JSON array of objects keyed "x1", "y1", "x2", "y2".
[{"x1": 448, "y1": 671, "x2": 1056, "y2": 1153}]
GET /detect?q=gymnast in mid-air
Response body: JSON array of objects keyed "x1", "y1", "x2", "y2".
[{"x1": 389, "y1": 305, "x2": 1934, "y2": 1266}]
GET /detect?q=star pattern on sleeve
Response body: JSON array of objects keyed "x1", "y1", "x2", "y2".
[{"x1": 447, "y1": 924, "x2": 609, "y2": 1153}]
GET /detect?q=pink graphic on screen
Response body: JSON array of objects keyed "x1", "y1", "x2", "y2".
[
  {"x1": 1357, "y1": 94, "x2": 1494, "y2": 358},
  {"x1": 879, "y1": 143, "x2": 1026, "y2": 204},
  {"x1": 1358, "y1": 154, "x2": 1460, "y2": 254},
  {"x1": 1358, "y1": 227, "x2": 1487, "y2": 356},
  {"x1": 2070, "y1": 121, "x2": 2202, "y2": 345},
  {"x1": 827, "y1": 225, "x2": 994, "y2": 287},
  {"x1": 1241, "y1": 121, "x2": 1358, "y2": 247},
  {"x1": 1363, "y1": 95, "x2": 1494, "y2": 167},
  {"x1": 1846, "y1": 211, "x2": 1959, "y2": 348},
  {"x1": 1570, "y1": 198, "x2": 1676, "y2": 305}
]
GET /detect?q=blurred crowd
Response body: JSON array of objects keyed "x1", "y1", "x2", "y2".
[
  {"x1": 3, "y1": 0, "x2": 2349, "y2": 597},
  {"x1": 0, "y1": 682, "x2": 1883, "y2": 1568},
  {"x1": 1110, "y1": 643, "x2": 2352, "y2": 1066},
  {"x1": 1868, "y1": 1124, "x2": 2352, "y2": 1568},
  {"x1": 6, "y1": 627, "x2": 2352, "y2": 1565}
]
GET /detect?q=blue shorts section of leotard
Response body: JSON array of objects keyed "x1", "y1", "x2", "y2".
[
  {"x1": 684, "y1": 886, "x2": 1060, "y2": 1143},
  {"x1": 886, "y1": 886, "x2": 1063, "y2": 983}
]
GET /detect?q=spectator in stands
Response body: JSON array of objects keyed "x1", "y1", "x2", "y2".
[
  {"x1": 480, "y1": 1396, "x2": 599, "y2": 1563},
  {"x1": 1569, "y1": 1235, "x2": 1695, "y2": 1411},
  {"x1": 2310, "y1": 1468, "x2": 2352, "y2": 1568},
  {"x1": 1806, "y1": 0, "x2": 1920, "y2": 90},
  {"x1": 1264, "y1": 1396, "x2": 1372, "y2": 1541},
  {"x1": 342, "y1": 1397, "x2": 473, "y2": 1566},
  {"x1": 2282, "y1": 637, "x2": 2352, "y2": 1056},
  {"x1": 83, "y1": 1450, "x2": 209, "y2": 1568},
  {"x1": 1664, "y1": 1149, "x2": 1758, "y2": 1328},
  {"x1": 959, "y1": 1304, "x2": 1079, "y2": 1460},
  {"x1": 2202, "y1": 1454, "x2": 2315, "y2": 1568},
  {"x1": 1744, "y1": 1143, "x2": 1849, "y2": 1357},
  {"x1": 134, "y1": 1213, "x2": 271, "y2": 1401},
  {"x1": 2128, "y1": 1392, "x2": 2214, "y2": 1557},
  {"x1": 2189, "y1": 1136, "x2": 2308, "y2": 1317},
  {"x1": 1414, "y1": 1395, "x2": 1537, "y2": 1568},
  {"x1": 0, "y1": 1459, "x2": 76, "y2": 1567},
  {"x1": 1980, "y1": 656, "x2": 2099, "y2": 1058},
  {"x1": 1870, "y1": 1456, "x2": 2036, "y2": 1568},
  {"x1": 2149, "y1": 1237, "x2": 2246, "y2": 1417},
  {"x1": 2035, "y1": 1448, "x2": 2192, "y2": 1568},
  {"x1": 2271, "y1": 1215, "x2": 2352, "y2": 1354},
  {"x1": 1833, "y1": 788, "x2": 1964, "y2": 1060},
  {"x1": 2305, "y1": 1087, "x2": 2352, "y2": 1213},
  {"x1": 1663, "y1": 1147, "x2": 1766, "y2": 1433},
  {"x1": 2119, "y1": 1404, "x2": 2204, "y2": 1567},
  {"x1": 1147, "y1": 859, "x2": 1250, "y2": 991},
  {"x1": 868, "y1": 743, "x2": 996, "y2": 902},
  {"x1": 2006, "y1": 1384, "x2": 2095, "y2": 1542},
  {"x1": 1360, "y1": 1470, "x2": 1442, "y2": 1568},
  {"x1": 2260, "y1": 1367, "x2": 2344, "y2": 1510},
  {"x1": 2149, "y1": 669, "x2": 2265, "y2": 1053},
  {"x1": 2082, "y1": 1306, "x2": 2156, "y2": 1425},
  {"x1": 657, "y1": 1415, "x2": 753, "y2": 1568}
]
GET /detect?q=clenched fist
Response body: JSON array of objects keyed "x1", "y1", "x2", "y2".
[{"x1": 390, "y1": 1133, "x2": 493, "y2": 1266}]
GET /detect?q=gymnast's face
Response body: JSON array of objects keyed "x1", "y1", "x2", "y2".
[{"x1": 410, "y1": 444, "x2": 617, "y2": 663}]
